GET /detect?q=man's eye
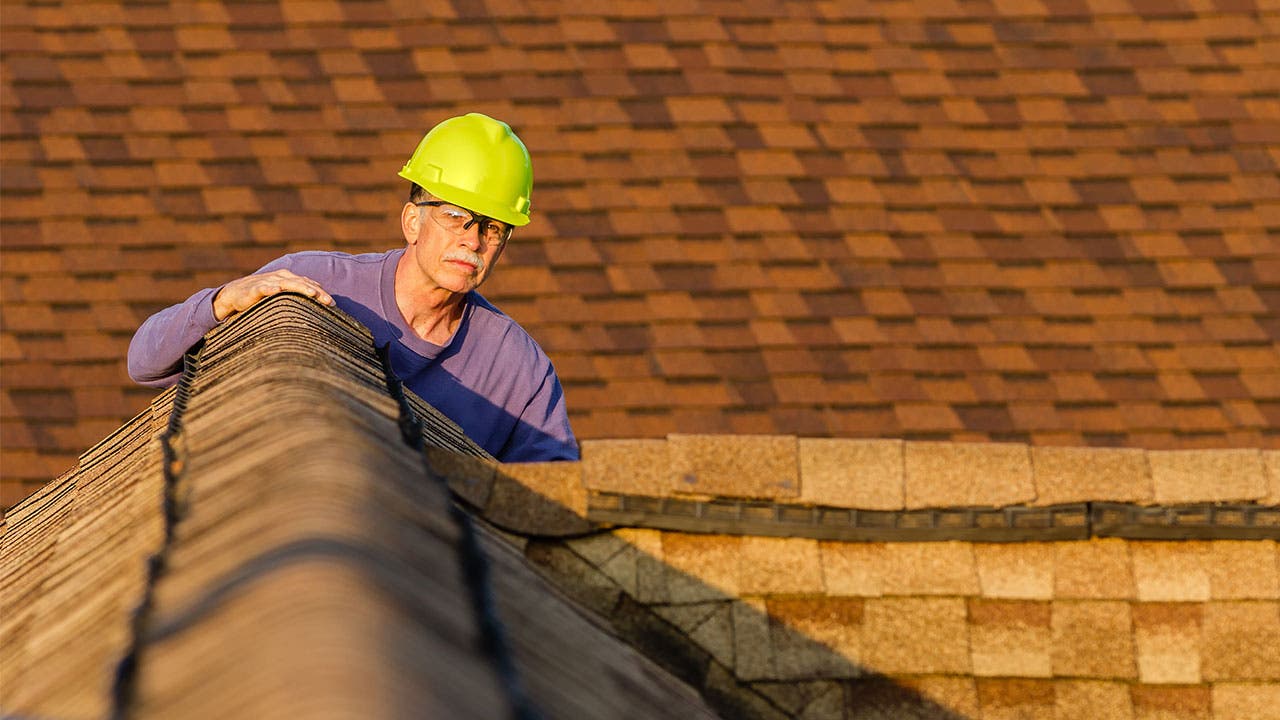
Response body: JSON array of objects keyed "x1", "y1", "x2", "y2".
[{"x1": 442, "y1": 208, "x2": 469, "y2": 220}]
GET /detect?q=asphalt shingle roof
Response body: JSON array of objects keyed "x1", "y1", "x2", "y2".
[
  {"x1": 4, "y1": 293, "x2": 1276, "y2": 719},
  {"x1": 2, "y1": 2, "x2": 1278, "y2": 509}
]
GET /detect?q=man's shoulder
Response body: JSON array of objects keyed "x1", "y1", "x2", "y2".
[
  {"x1": 465, "y1": 293, "x2": 548, "y2": 359},
  {"x1": 272, "y1": 249, "x2": 394, "y2": 269},
  {"x1": 261, "y1": 250, "x2": 397, "y2": 285}
]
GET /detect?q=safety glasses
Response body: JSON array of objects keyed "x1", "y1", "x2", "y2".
[{"x1": 414, "y1": 201, "x2": 513, "y2": 247}]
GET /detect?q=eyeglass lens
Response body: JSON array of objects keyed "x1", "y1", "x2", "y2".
[{"x1": 432, "y1": 204, "x2": 510, "y2": 244}]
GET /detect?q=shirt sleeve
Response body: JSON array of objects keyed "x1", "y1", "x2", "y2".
[
  {"x1": 126, "y1": 285, "x2": 222, "y2": 387},
  {"x1": 497, "y1": 363, "x2": 580, "y2": 462},
  {"x1": 126, "y1": 254, "x2": 329, "y2": 387}
]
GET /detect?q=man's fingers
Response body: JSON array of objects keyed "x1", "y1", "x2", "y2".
[
  {"x1": 276, "y1": 277, "x2": 334, "y2": 305},
  {"x1": 253, "y1": 272, "x2": 329, "y2": 301},
  {"x1": 215, "y1": 272, "x2": 334, "y2": 321},
  {"x1": 262, "y1": 277, "x2": 333, "y2": 306}
]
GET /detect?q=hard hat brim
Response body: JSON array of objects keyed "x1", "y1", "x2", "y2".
[{"x1": 398, "y1": 169, "x2": 531, "y2": 227}]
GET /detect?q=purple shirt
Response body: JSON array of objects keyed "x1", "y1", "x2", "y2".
[{"x1": 128, "y1": 249, "x2": 578, "y2": 462}]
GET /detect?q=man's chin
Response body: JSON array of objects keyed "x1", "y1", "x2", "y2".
[{"x1": 439, "y1": 272, "x2": 482, "y2": 294}]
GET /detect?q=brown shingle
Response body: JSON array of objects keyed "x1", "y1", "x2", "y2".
[
  {"x1": 1130, "y1": 685, "x2": 1210, "y2": 719},
  {"x1": 1133, "y1": 602, "x2": 1204, "y2": 685},
  {"x1": 1055, "y1": 681, "x2": 1133, "y2": 720},
  {"x1": 766, "y1": 597, "x2": 863, "y2": 679},
  {"x1": 968, "y1": 599, "x2": 1053, "y2": 678}
]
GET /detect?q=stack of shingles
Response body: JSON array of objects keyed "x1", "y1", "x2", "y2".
[
  {"x1": 0, "y1": 386, "x2": 172, "y2": 717},
  {"x1": 2, "y1": 293, "x2": 719, "y2": 719},
  {"x1": 123, "y1": 296, "x2": 509, "y2": 717}
]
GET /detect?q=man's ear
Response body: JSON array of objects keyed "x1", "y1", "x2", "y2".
[{"x1": 401, "y1": 202, "x2": 421, "y2": 244}]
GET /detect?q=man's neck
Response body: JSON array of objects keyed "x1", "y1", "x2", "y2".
[{"x1": 393, "y1": 255, "x2": 466, "y2": 345}]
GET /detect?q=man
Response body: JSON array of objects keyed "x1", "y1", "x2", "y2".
[{"x1": 128, "y1": 113, "x2": 578, "y2": 462}]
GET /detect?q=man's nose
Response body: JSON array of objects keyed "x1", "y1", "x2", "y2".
[{"x1": 457, "y1": 223, "x2": 483, "y2": 249}]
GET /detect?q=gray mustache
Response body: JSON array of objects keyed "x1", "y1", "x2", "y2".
[{"x1": 442, "y1": 251, "x2": 485, "y2": 273}]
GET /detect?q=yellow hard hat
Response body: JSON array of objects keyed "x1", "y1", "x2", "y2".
[{"x1": 398, "y1": 113, "x2": 533, "y2": 227}]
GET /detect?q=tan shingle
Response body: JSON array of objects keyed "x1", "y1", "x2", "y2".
[
  {"x1": 896, "y1": 676, "x2": 980, "y2": 718},
  {"x1": 1030, "y1": 446, "x2": 1152, "y2": 505},
  {"x1": 1264, "y1": 450, "x2": 1280, "y2": 505},
  {"x1": 485, "y1": 461, "x2": 591, "y2": 536},
  {"x1": 1212, "y1": 683, "x2": 1280, "y2": 720},
  {"x1": 1132, "y1": 541, "x2": 1211, "y2": 602},
  {"x1": 578, "y1": 528, "x2": 663, "y2": 600},
  {"x1": 975, "y1": 678, "x2": 1055, "y2": 718},
  {"x1": 653, "y1": 602, "x2": 734, "y2": 668},
  {"x1": 612, "y1": 527, "x2": 666, "y2": 603},
  {"x1": 661, "y1": 532, "x2": 740, "y2": 602},
  {"x1": 1148, "y1": 449, "x2": 1266, "y2": 504},
  {"x1": 750, "y1": 680, "x2": 837, "y2": 717},
  {"x1": 1201, "y1": 601, "x2": 1280, "y2": 681},
  {"x1": 974, "y1": 543, "x2": 1055, "y2": 600},
  {"x1": 738, "y1": 536, "x2": 824, "y2": 596},
  {"x1": 1207, "y1": 541, "x2": 1279, "y2": 600},
  {"x1": 1050, "y1": 601, "x2": 1136, "y2": 679},
  {"x1": 565, "y1": 530, "x2": 632, "y2": 569},
  {"x1": 1130, "y1": 685, "x2": 1210, "y2": 720},
  {"x1": 880, "y1": 542, "x2": 979, "y2": 596},
  {"x1": 903, "y1": 441, "x2": 1035, "y2": 509},
  {"x1": 425, "y1": 447, "x2": 496, "y2": 508},
  {"x1": 818, "y1": 541, "x2": 885, "y2": 598},
  {"x1": 580, "y1": 439, "x2": 669, "y2": 497},
  {"x1": 797, "y1": 438, "x2": 904, "y2": 510},
  {"x1": 863, "y1": 597, "x2": 970, "y2": 675},
  {"x1": 668, "y1": 434, "x2": 799, "y2": 500}
]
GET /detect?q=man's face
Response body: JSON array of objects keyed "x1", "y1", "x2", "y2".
[{"x1": 403, "y1": 200, "x2": 510, "y2": 295}]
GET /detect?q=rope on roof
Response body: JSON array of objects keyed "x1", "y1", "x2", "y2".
[
  {"x1": 378, "y1": 341, "x2": 543, "y2": 720},
  {"x1": 110, "y1": 341, "x2": 203, "y2": 720}
]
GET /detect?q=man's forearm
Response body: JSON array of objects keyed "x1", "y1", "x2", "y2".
[{"x1": 126, "y1": 286, "x2": 221, "y2": 387}]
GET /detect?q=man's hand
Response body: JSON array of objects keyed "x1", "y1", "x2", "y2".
[{"x1": 212, "y1": 269, "x2": 335, "y2": 321}]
